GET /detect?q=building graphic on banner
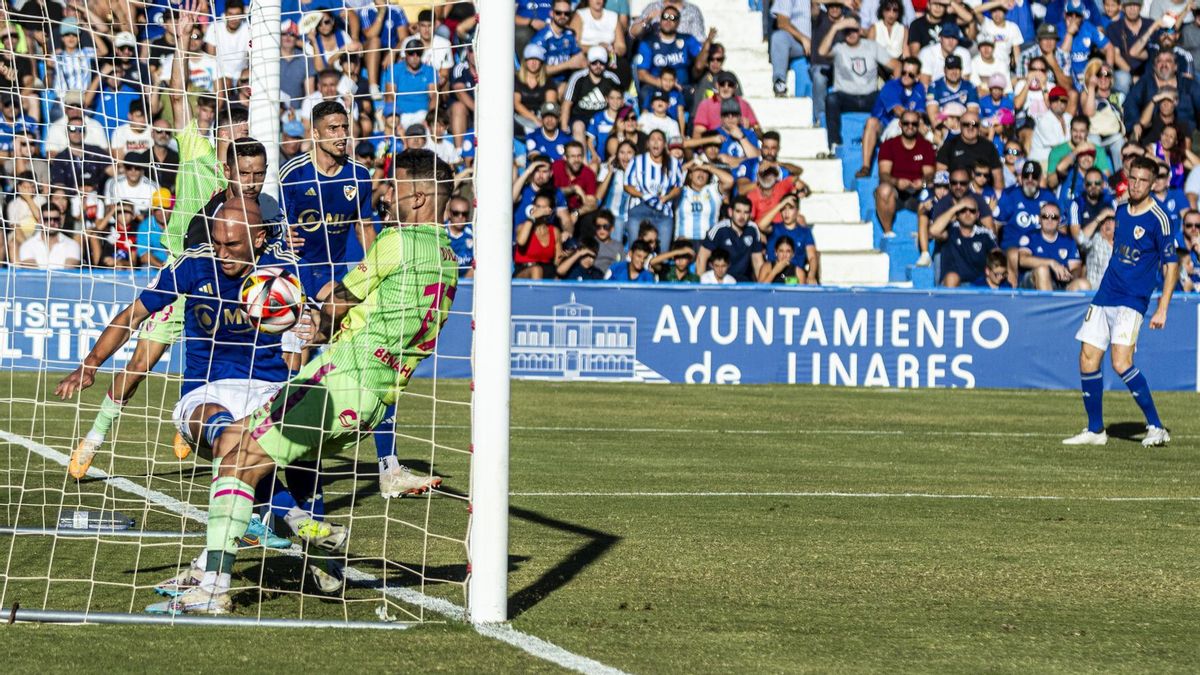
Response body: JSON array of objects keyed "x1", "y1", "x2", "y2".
[{"x1": 510, "y1": 294, "x2": 666, "y2": 381}]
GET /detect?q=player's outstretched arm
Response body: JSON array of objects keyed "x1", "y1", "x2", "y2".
[
  {"x1": 55, "y1": 300, "x2": 153, "y2": 399},
  {"x1": 1150, "y1": 262, "x2": 1180, "y2": 329}
]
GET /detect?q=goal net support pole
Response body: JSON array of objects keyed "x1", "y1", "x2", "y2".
[
  {"x1": 249, "y1": 0, "x2": 283, "y2": 198},
  {"x1": 467, "y1": 1, "x2": 515, "y2": 625}
]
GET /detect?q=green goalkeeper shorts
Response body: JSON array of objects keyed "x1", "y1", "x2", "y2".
[
  {"x1": 139, "y1": 296, "x2": 184, "y2": 345},
  {"x1": 247, "y1": 355, "x2": 390, "y2": 468}
]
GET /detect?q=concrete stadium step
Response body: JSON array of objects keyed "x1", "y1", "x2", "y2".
[
  {"x1": 819, "y1": 251, "x2": 891, "y2": 286},
  {"x1": 792, "y1": 159, "x2": 842, "y2": 193},
  {"x1": 800, "y1": 192, "x2": 860, "y2": 222},
  {"x1": 775, "y1": 127, "x2": 829, "y2": 157},
  {"x1": 810, "y1": 222, "x2": 873, "y2": 251},
  {"x1": 743, "y1": 96, "x2": 813, "y2": 129}
]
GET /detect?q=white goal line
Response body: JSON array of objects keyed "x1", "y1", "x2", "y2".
[
  {"x1": 398, "y1": 424, "x2": 1196, "y2": 440},
  {"x1": 0, "y1": 429, "x2": 628, "y2": 675},
  {"x1": 508, "y1": 491, "x2": 1200, "y2": 501}
]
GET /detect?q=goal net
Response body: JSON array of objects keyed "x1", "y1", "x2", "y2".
[{"x1": 0, "y1": 0, "x2": 499, "y2": 627}]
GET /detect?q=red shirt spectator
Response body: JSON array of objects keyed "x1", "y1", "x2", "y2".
[
  {"x1": 551, "y1": 142, "x2": 598, "y2": 212},
  {"x1": 878, "y1": 135, "x2": 936, "y2": 183},
  {"x1": 746, "y1": 170, "x2": 798, "y2": 222},
  {"x1": 694, "y1": 84, "x2": 760, "y2": 136}
]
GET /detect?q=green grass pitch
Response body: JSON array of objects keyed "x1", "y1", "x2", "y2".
[{"x1": 1, "y1": 371, "x2": 1198, "y2": 673}]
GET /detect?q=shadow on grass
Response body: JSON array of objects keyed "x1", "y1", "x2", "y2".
[{"x1": 1107, "y1": 421, "x2": 1150, "y2": 442}]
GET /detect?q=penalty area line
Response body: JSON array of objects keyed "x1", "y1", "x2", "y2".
[
  {"x1": 510, "y1": 490, "x2": 1200, "y2": 502},
  {"x1": 400, "y1": 424, "x2": 1187, "y2": 440},
  {"x1": 0, "y1": 429, "x2": 629, "y2": 675}
]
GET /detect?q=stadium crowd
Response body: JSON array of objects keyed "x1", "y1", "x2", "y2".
[{"x1": 1, "y1": 0, "x2": 1199, "y2": 290}]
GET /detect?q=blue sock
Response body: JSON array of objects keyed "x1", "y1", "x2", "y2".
[
  {"x1": 258, "y1": 472, "x2": 294, "y2": 522},
  {"x1": 273, "y1": 460, "x2": 324, "y2": 521},
  {"x1": 1120, "y1": 365, "x2": 1162, "y2": 428},
  {"x1": 374, "y1": 405, "x2": 397, "y2": 461},
  {"x1": 202, "y1": 411, "x2": 235, "y2": 448},
  {"x1": 1080, "y1": 369, "x2": 1105, "y2": 433}
]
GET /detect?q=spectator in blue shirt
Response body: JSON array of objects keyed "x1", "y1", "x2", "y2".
[
  {"x1": 860, "y1": 58, "x2": 925, "y2": 176},
  {"x1": 697, "y1": 196, "x2": 765, "y2": 282},
  {"x1": 1056, "y1": 0, "x2": 1113, "y2": 87},
  {"x1": 978, "y1": 74, "x2": 1015, "y2": 123},
  {"x1": 135, "y1": 193, "x2": 171, "y2": 267},
  {"x1": 1068, "y1": 167, "x2": 1116, "y2": 239},
  {"x1": 1018, "y1": 202, "x2": 1089, "y2": 290},
  {"x1": 530, "y1": 0, "x2": 585, "y2": 84},
  {"x1": 997, "y1": 161, "x2": 1057, "y2": 285},
  {"x1": 634, "y1": 6, "x2": 707, "y2": 98},
  {"x1": 445, "y1": 195, "x2": 474, "y2": 278},
  {"x1": 525, "y1": 101, "x2": 569, "y2": 162},
  {"x1": 926, "y1": 55, "x2": 979, "y2": 120},
  {"x1": 383, "y1": 36, "x2": 437, "y2": 128},
  {"x1": 606, "y1": 239, "x2": 656, "y2": 282},
  {"x1": 516, "y1": 0, "x2": 555, "y2": 56}
]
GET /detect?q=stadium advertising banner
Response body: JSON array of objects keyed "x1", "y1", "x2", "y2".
[{"x1": 2, "y1": 272, "x2": 1197, "y2": 391}]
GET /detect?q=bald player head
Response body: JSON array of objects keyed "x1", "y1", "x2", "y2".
[{"x1": 210, "y1": 196, "x2": 266, "y2": 277}]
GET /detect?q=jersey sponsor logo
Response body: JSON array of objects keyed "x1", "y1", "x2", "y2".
[
  {"x1": 1133, "y1": 225, "x2": 1145, "y2": 239},
  {"x1": 344, "y1": 184, "x2": 357, "y2": 201},
  {"x1": 193, "y1": 303, "x2": 253, "y2": 335},
  {"x1": 337, "y1": 408, "x2": 359, "y2": 429}
]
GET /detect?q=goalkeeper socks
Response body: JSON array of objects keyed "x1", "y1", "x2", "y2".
[
  {"x1": 202, "y1": 411, "x2": 235, "y2": 449},
  {"x1": 1119, "y1": 365, "x2": 1163, "y2": 428},
  {"x1": 206, "y1": 475, "x2": 255, "y2": 589},
  {"x1": 88, "y1": 393, "x2": 125, "y2": 439},
  {"x1": 374, "y1": 405, "x2": 397, "y2": 460},
  {"x1": 1080, "y1": 369, "x2": 1105, "y2": 433}
]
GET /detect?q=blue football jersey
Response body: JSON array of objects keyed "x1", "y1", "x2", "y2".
[
  {"x1": 635, "y1": 33, "x2": 704, "y2": 87},
  {"x1": 1020, "y1": 229, "x2": 1079, "y2": 264},
  {"x1": 278, "y1": 153, "x2": 373, "y2": 296},
  {"x1": 524, "y1": 127, "x2": 567, "y2": 162},
  {"x1": 586, "y1": 110, "x2": 618, "y2": 161},
  {"x1": 139, "y1": 240, "x2": 298, "y2": 395},
  {"x1": 997, "y1": 185, "x2": 1056, "y2": 248},
  {"x1": 927, "y1": 78, "x2": 979, "y2": 110},
  {"x1": 1092, "y1": 202, "x2": 1178, "y2": 313},
  {"x1": 446, "y1": 223, "x2": 474, "y2": 276}
]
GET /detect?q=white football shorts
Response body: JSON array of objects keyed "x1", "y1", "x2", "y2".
[
  {"x1": 173, "y1": 378, "x2": 282, "y2": 444},
  {"x1": 1074, "y1": 304, "x2": 1143, "y2": 350}
]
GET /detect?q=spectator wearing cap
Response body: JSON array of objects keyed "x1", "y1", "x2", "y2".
[
  {"x1": 997, "y1": 160, "x2": 1056, "y2": 285},
  {"x1": 917, "y1": 22, "x2": 972, "y2": 87},
  {"x1": 204, "y1": 0, "x2": 251, "y2": 91},
  {"x1": 929, "y1": 196, "x2": 998, "y2": 287},
  {"x1": 713, "y1": 97, "x2": 761, "y2": 169},
  {"x1": 514, "y1": 155, "x2": 573, "y2": 235},
  {"x1": 1146, "y1": 19, "x2": 1196, "y2": 78},
  {"x1": 631, "y1": 0, "x2": 707, "y2": 42},
  {"x1": 859, "y1": 57, "x2": 925, "y2": 175},
  {"x1": 1055, "y1": 0, "x2": 1114, "y2": 87},
  {"x1": 877, "y1": 110, "x2": 936, "y2": 237},
  {"x1": 135, "y1": 188, "x2": 172, "y2": 268},
  {"x1": 638, "y1": 89, "x2": 683, "y2": 140},
  {"x1": 1124, "y1": 50, "x2": 1200, "y2": 138},
  {"x1": 563, "y1": 46, "x2": 621, "y2": 141},
  {"x1": 936, "y1": 110, "x2": 1002, "y2": 188},
  {"x1": 697, "y1": 195, "x2": 764, "y2": 283},
  {"x1": 926, "y1": 54, "x2": 978, "y2": 123},
  {"x1": 515, "y1": 44, "x2": 558, "y2": 138},
  {"x1": 625, "y1": 129, "x2": 685, "y2": 245},
  {"x1": 968, "y1": 36, "x2": 1012, "y2": 96},
  {"x1": 1048, "y1": 117, "x2": 1112, "y2": 195},
  {"x1": 979, "y1": 74, "x2": 1015, "y2": 123},
  {"x1": 552, "y1": 140, "x2": 598, "y2": 216},
  {"x1": 819, "y1": 15, "x2": 896, "y2": 157},
  {"x1": 585, "y1": 89, "x2": 626, "y2": 162},
  {"x1": 48, "y1": 17, "x2": 98, "y2": 114},
  {"x1": 634, "y1": 5, "x2": 711, "y2": 107},
  {"x1": 530, "y1": 0, "x2": 585, "y2": 86},
  {"x1": 279, "y1": 20, "x2": 313, "y2": 109},
  {"x1": 1017, "y1": 202, "x2": 1088, "y2": 291},
  {"x1": 89, "y1": 201, "x2": 142, "y2": 268},
  {"x1": 1080, "y1": 62, "x2": 1126, "y2": 169},
  {"x1": 694, "y1": 71, "x2": 760, "y2": 137},
  {"x1": 676, "y1": 155, "x2": 732, "y2": 241},
  {"x1": 972, "y1": 1, "x2": 1025, "y2": 76},
  {"x1": 915, "y1": 169, "x2": 952, "y2": 265},
  {"x1": 109, "y1": 100, "x2": 154, "y2": 164},
  {"x1": 1016, "y1": 24, "x2": 1072, "y2": 103},
  {"x1": 908, "y1": 0, "x2": 974, "y2": 57},
  {"x1": 104, "y1": 151, "x2": 158, "y2": 215},
  {"x1": 383, "y1": 36, "x2": 437, "y2": 128},
  {"x1": 16, "y1": 204, "x2": 80, "y2": 271},
  {"x1": 769, "y1": 0, "x2": 814, "y2": 97},
  {"x1": 1108, "y1": 0, "x2": 1156, "y2": 94},
  {"x1": 526, "y1": 101, "x2": 568, "y2": 162},
  {"x1": 1030, "y1": 86, "x2": 1073, "y2": 169},
  {"x1": 745, "y1": 158, "x2": 807, "y2": 224}
]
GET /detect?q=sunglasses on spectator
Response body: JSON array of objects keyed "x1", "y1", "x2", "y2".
[
  {"x1": 1040, "y1": 213, "x2": 1060, "y2": 220},
  {"x1": 711, "y1": 56, "x2": 725, "y2": 62},
  {"x1": 43, "y1": 216, "x2": 61, "y2": 223},
  {"x1": 950, "y1": 180, "x2": 969, "y2": 186},
  {"x1": 900, "y1": 119, "x2": 919, "y2": 127},
  {"x1": 961, "y1": 121, "x2": 979, "y2": 128},
  {"x1": 1029, "y1": 67, "x2": 1046, "y2": 72},
  {"x1": 1185, "y1": 222, "x2": 1200, "y2": 228},
  {"x1": 901, "y1": 71, "x2": 917, "y2": 79},
  {"x1": 321, "y1": 18, "x2": 334, "y2": 25},
  {"x1": 662, "y1": 14, "x2": 680, "y2": 21},
  {"x1": 959, "y1": 207, "x2": 978, "y2": 214},
  {"x1": 1098, "y1": 71, "x2": 1112, "y2": 77},
  {"x1": 1085, "y1": 180, "x2": 1105, "y2": 187},
  {"x1": 596, "y1": 223, "x2": 613, "y2": 230},
  {"x1": 973, "y1": 171, "x2": 989, "y2": 177},
  {"x1": 553, "y1": 9, "x2": 572, "y2": 16},
  {"x1": 67, "y1": 125, "x2": 83, "y2": 133},
  {"x1": 450, "y1": 209, "x2": 470, "y2": 217}
]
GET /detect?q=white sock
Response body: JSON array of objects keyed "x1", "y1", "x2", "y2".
[
  {"x1": 380, "y1": 455, "x2": 400, "y2": 473},
  {"x1": 200, "y1": 570, "x2": 231, "y2": 594}
]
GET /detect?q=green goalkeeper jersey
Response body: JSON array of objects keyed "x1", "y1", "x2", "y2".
[
  {"x1": 326, "y1": 223, "x2": 458, "y2": 404},
  {"x1": 164, "y1": 120, "x2": 226, "y2": 257}
]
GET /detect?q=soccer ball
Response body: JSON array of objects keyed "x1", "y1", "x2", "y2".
[{"x1": 241, "y1": 267, "x2": 305, "y2": 335}]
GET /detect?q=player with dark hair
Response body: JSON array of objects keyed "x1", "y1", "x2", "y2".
[
  {"x1": 1064, "y1": 156, "x2": 1179, "y2": 447},
  {"x1": 157, "y1": 150, "x2": 458, "y2": 615}
]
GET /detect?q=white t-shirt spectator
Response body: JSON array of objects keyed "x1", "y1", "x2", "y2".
[
  {"x1": 422, "y1": 34, "x2": 453, "y2": 73},
  {"x1": 700, "y1": 270, "x2": 737, "y2": 284},
  {"x1": 1030, "y1": 112, "x2": 1071, "y2": 169},
  {"x1": 45, "y1": 116, "x2": 109, "y2": 155},
  {"x1": 917, "y1": 44, "x2": 972, "y2": 82},
  {"x1": 105, "y1": 176, "x2": 159, "y2": 214},
  {"x1": 205, "y1": 19, "x2": 252, "y2": 80},
  {"x1": 19, "y1": 232, "x2": 81, "y2": 270},
  {"x1": 978, "y1": 19, "x2": 1025, "y2": 69},
  {"x1": 110, "y1": 124, "x2": 155, "y2": 159},
  {"x1": 970, "y1": 56, "x2": 1012, "y2": 93},
  {"x1": 637, "y1": 112, "x2": 680, "y2": 139}
]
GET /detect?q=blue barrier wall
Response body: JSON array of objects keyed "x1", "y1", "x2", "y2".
[{"x1": 2, "y1": 272, "x2": 1196, "y2": 391}]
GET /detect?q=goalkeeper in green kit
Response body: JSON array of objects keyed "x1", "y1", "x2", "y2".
[{"x1": 155, "y1": 149, "x2": 459, "y2": 615}]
